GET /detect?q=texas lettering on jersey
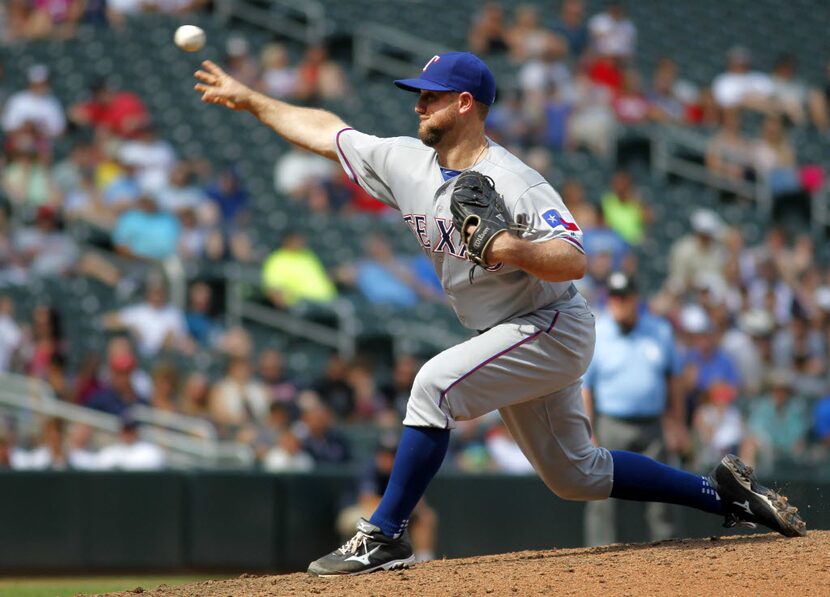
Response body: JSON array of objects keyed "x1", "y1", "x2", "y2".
[{"x1": 402, "y1": 213, "x2": 467, "y2": 259}]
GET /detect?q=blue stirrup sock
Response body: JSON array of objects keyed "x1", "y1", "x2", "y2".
[
  {"x1": 370, "y1": 425, "x2": 450, "y2": 538},
  {"x1": 609, "y1": 450, "x2": 723, "y2": 515}
]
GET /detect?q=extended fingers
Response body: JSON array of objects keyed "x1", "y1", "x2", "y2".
[
  {"x1": 201, "y1": 60, "x2": 226, "y2": 76},
  {"x1": 194, "y1": 69, "x2": 217, "y2": 84}
]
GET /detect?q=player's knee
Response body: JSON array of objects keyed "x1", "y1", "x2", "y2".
[{"x1": 540, "y1": 449, "x2": 613, "y2": 501}]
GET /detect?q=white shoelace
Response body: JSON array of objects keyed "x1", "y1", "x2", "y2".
[{"x1": 337, "y1": 530, "x2": 370, "y2": 555}]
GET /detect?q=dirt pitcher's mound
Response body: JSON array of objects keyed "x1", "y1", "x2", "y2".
[{"x1": 105, "y1": 531, "x2": 830, "y2": 597}]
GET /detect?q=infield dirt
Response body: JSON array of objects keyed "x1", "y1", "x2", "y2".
[{"x1": 102, "y1": 530, "x2": 830, "y2": 597}]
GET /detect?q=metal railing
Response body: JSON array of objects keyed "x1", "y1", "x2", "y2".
[
  {"x1": 353, "y1": 23, "x2": 450, "y2": 78},
  {"x1": 650, "y1": 124, "x2": 774, "y2": 216},
  {"x1": 215, "y1": 0, "x2": 327, "y2": 45},
  {"x1": 0, "y1": 373, "x2": 255, "y2": 468}
]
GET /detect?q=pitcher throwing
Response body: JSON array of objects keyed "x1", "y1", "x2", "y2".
[{"x1": 194, "y1": 51, "x2": 805, "y2": 577}]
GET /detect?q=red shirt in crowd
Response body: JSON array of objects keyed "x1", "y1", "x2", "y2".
[{"x1": 75, "y1": 92, "x2": 150, "y2": 138}]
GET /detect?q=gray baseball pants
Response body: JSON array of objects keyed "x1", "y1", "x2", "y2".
[{"x1": 403, "y1": 294, "x2": 614, "y2": 501}]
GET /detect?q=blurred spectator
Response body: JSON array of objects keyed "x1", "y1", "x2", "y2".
[
  {"x1": 118, "y1": 123, "x2": 176, "y2": 195},
  {"x1": 209, "y1": 355, "x2": 270, "y2": 428},
  {"x1": 485, "y1": 90, "x2": 533, "y2": 149},
  {"x1": 742, "y1": 369, "x2": 809, "y2": 471},
  {"x1": 224, "y1": 35, "x2": 259, "y2": 88},
  {"x1": 14, "y1": 206, "x2": 79, "y2": 277},
  {"x1": 274, "y1": 147, "x2": 337, "y2": 198},
  {"x1": 93, "y1": 159, "x2": 143, "y2": 228},
  {"x1": 752, "y1": 115, "x2": 801, "y2": 198},
  {"x1": 336, "y1": 434, "x2": 436, "y2": 562},
  {"x1": 295, "y1": 391, "x2": 350, "y2": 465},
  {"x1": 112, "y1": 195, "x2": 180, "y2": 261},
  {"x1": 567, "y1": 69, "x2": 616, "y2": 156},
  {"x1": 692, "y1": 382, "x2": 744, "y2": 470},
  {"x1": 1, "y1": 64, "x2": 65, "y2": 138},
  {"x1": 155, "y1": 161, "x2": 207, "y2": 214},
  {"x1": 646, "y1": 58, "x2": 693, "y2": 124},
  {"x1": 613, "y1": 69, "x2": 650, "y2": 124},
  {"x1": 485, "y1": 422, "x2": 533, "y2": 474},
  {"x1": 0, "y1": 433, "x2": 9, "y2": 469},
  {"x1": 263, "y1": 430, "x2": 314, "y2": 472},
  {"x1": 45, "y1": 352, "x2": 70, "y2": 401},
  {"x1": 20, "y1": 304, "x2": 64, "y2": 379},
  {"x1": 68, "y1": 78, "x2": 150, "y2": 138},
  {"x1": 205, "y1": 165, "x2": 249, "y2": 231},
  {"x1": 773, "y1": 312, "x2": 825, "y2": 375},
  {"x1": 0, "y1": 297, "x2": 22, "y2": 372},
  {"x1": 467, "y1": 1, "x2": 509, "y2": 56},
  {"x1": 712, "y1": 46, "x2": 773, "y2": 112},
  {"x1": 103, "y1": 276, "x2": 192, "y2": 357},
  {"x1": 379, "y1": 355, "x2": 418, "y2": 417},
  {"x1": 258, "y1": 43, "x2": 298, "y2": 99},
  {"x1": 813, "y1": 394, "x2": 830, "y2": 450},
  {"x1": 87, "y1": 346, "x2": 148, "y2": 415},
  {"x1": 583, "y1": 272, "x2": 680, "y2": 545},
  {"x1": 96, "y1": 418, "x2": 166, "y2": 471},
  {"x1": 506, "y1": 4, "x2": 553, "y2": 63},
  {"x1": 581, "y1": 203, "x2": 632, "y2": 272},
  {"x1": 552, "y1": 0, "x2": 589, "y2": 59},
  {"x1": 336, "y1": 234, "x2": 441, "y2": 308},
  {"x1": 294, "y1": 45, "x2": 347, "y2": 104},
  {"x1": 705, "y1": 108, "x2": 755, "y2": 184},
  {"x1": 179, "y1": 371, "x2": 212, "y2": 420},
  {"x1": 66, "y1": 423, "x2": 100, "y2": 469},
  {"x1": 769, "y1": 54, "x2": 828, "y2": 131},
  {"x1": 71, "y1": 352, "x2": 104, "y2": 405},
  {"x1": 517, "y1": 36, "x2": 572, "y2": 111},
  {"x1": 314, "y1": 354, "x2": 355, "y2": 419},
  {"x1": 678, "y1": 304, "x2": 741, "y2": 419},
  {"x1": 52, "y1": 139, "x2": 95, "y2": 196},
  {"x1": 2, "y1": 125, "x2": 61, "y2": 209},
  {"x1": 257, "y1": 347, "x2": 298, "y2": 406},
  {"x1": 588, "y1": 2, "x2": 637, "y2": 60},
  {"x1": 666, "y1": 209, "x2": 726, "y2": 295},
  {"x1": 721, "y1": 309, "x2": 775, "y2": 396},
  {"x1": 10, "y1": 417, "x2": 67, "y2": 469},
  {"x1": 247, "y1": 400, "x2": 293, "y2": 460},
  {"x1": 346, "y1": 361, "x2": 393, "y2": 424},
  {"x1": 185, "y1": 281, "x2": 223, "y2": 349},
  {"x1": 261, "y1": 232, "x2": 337, "y2": 308},
  {"x1": 600, "y1": 170, "x2": 650, "y2": 246},
  {"x1": 149, "y1": 361, "x2": 179, "y2": 412}
]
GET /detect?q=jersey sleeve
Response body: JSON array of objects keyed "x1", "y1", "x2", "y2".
[
  {"x1": 511, "y1": 182, "x2": 584, "y2": 253},
  {"x1": 333, "y1": 128, "x2": 398, "y2": 209}
]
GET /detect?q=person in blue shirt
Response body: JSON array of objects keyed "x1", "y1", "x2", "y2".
[
  {"x1": 582, "y1": 272, "x2": 687, "y2": 546},
  {"x1": 112, "y1": 195, "x2": 180, "y2": 261}
]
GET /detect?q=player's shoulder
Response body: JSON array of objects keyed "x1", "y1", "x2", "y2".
[
  {"x1": 343, "y1": 129, "x2": 431, "y2": 153},
  {"x1": 484, "y1": 143, "x2": 552, "y2": 196}
]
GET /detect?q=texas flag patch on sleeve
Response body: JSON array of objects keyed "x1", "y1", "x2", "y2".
[{"x1": 540, "y1": 208, "x2": 584, "y2": 252}]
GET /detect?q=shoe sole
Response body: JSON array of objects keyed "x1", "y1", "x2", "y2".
[
  {"x1": 721, "y1": 454, "x2": 806, "y2": 538},
  {"x1": 311, "y1": 555, "x2": 416, "y2": 578}
]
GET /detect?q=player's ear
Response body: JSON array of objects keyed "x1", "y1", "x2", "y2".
[{"x1": 457, "y1": 91, "x2": 475, "y2": 115}]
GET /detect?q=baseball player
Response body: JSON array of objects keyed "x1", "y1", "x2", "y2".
[{"x1": 194, "y1": 51, "x2": 805, "y2": 577}]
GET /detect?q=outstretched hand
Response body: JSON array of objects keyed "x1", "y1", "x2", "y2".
[{"x1": 194, "y1": 60, "x2": 252, "y2": 111}]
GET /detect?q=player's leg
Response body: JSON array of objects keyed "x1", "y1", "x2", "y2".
[
  {"x1": 308, "y1": 307, "x2": 587, "y2": 576},
  {"x1": 501, "y1": 385, "x2": 805, "y2": 538}
]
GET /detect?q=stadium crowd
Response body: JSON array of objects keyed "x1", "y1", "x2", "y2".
[{"x1": 0, "y1": 0, "x2": 829, "y2": 482}]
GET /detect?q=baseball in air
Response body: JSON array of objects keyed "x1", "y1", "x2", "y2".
[{"x1": 174, "y1": 25, "x2": 206, "y2": 52}]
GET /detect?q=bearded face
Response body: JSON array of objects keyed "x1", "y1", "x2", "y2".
[{"x1": 417, "y1": 93, "x2": 460, "y2": 147}]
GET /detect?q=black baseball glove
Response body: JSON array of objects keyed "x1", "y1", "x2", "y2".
[{"x1": 450, "y1": 171, "x2": 511, "y2": 267}]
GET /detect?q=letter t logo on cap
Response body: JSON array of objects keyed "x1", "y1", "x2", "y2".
[{"x1": 422, "y1": 55, "x2": 440, "y2": 71}]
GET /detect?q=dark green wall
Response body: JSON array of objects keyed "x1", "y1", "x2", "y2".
[{"x1": 0, "y1": 471, "x2": 826, "y2": 572}]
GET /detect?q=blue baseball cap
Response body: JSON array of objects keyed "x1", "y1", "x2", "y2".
[{"x1": 394, "y1": 52, "x2": 496, "y2": 106}]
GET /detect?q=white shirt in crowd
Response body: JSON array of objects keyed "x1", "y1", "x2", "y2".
[
  {"x1": 119, "y1": 139, "x2": 177, "y2": 195},
  {"x1": 263, "y1": 447, "x2": 314, "y2": 472},
  {"x1": 118, "y1": 302, "x2": 188, "y2": 357},
  {"x1": 95, "y1": 441, "x2": 166, "y2": 470},
  {"x1": 273, "y1": 149, "x2": 337, "y2": 196},
  {"x1": 712, "y1": 71, "x2": 774, "y2": 108},
  {"x1": 588, "y1": 12, "x2": 637, "y2": 58},
  {"x1": 486, "y1": 429, "x2": 534, "y2": 474},
  {"x1": 1, "y1": 90, "x2": 66, "y2": 137},
  {"x1": 0, "y1": 313, "x2": 22, "y2": 372}
]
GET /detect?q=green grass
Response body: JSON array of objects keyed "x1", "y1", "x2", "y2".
[{"x1": 0, "y1": 576, "x2": 225, "y2": 597}]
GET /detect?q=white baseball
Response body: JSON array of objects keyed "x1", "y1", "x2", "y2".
[{"x1": 174, "y1": 25, "x2": 206, "y2": 52}]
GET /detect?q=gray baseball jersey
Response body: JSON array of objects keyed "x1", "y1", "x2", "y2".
[
  {"x1": 334, "y1": 128, "x2": 584, "y2": 331},
  {"x1": 333, "y1": 126, "x2": 613, "y2": 500}
]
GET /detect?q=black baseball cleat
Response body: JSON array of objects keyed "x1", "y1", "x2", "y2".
[
  {"x1": 708, "y1": 454, "x2": 806, "y2": 537},
  {"x1": 307, "y1": 518, "x2": 415, "y2": 577}
]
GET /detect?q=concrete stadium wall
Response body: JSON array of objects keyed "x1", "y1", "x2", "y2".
[{"x1": 0, "y1": 471, "x2": 826, "y2": 572}]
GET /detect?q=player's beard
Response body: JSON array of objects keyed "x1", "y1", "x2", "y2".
[{"x1": 418, "y1": 106, "x2": 457, "y2": 147}]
